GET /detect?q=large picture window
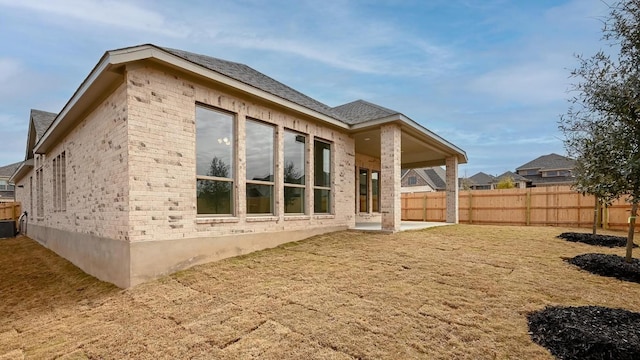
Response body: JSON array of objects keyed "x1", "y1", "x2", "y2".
[
  {"x1": 246, "y1": 119, "x2": 275, "y2": 215},
  {"x1": 284, "y1": 131, "x2": 306, "y2": 214},
  {"x1": 196, "y1": 106, "x2": 235, "y2": 215},
  {"x1": 314, "y1": 139, "x2": 331, "y2": 214}
]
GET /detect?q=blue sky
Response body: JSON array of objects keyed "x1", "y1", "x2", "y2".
[{"x1": 0, "y1": 0, "x2": 610, "y2": 177}]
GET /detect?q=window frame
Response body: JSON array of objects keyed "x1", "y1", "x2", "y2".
[
  {"x1": 283, "y1": 129, "x2": 307, "y2": 215},
  {"x1": 359, "y1": 168, "x2": 369, "y2": 213},
  {"x1": 313, "y1": 138, "x2": 332, "y2": 214},
  {"x1": 245, "y1": 118, "x2": 276, "y2": 216},
  {"x1": 195, "y1": 104, "x2": 236, "y2": 217},
  {"x1": 371, "y1": 170, "x2": 380, "y2": 213}
]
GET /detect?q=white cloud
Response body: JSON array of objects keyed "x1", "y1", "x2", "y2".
[
  {"x1": 467, "y1": 63, "x2": 569, "y2": 105},
  {"x1": 0, "y1": 0, "x2": 188, "y2": 37}
]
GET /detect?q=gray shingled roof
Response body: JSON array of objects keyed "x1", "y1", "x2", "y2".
[
  {"x1": 161, "y1": 47, "x2": 347, "y2": 121},
  {"x1": 422, "y1": 167, "x2": 446, "y2": 190},
  {"x1": 0, "y1": 161, "x2": 21, "y2": 178},
  {"x1": 469, "y1": 172, "x2": 495, "y2": 185},
  {"x1": 516, "y1": 153, "x2": 575, "y2": 171},
  {"x1": 31, "y1": 109, "x2": 57, "y2": 142},
  {"x1": 331, "y1": 100, "x2": 400, "y2": 125},
  {"x1": 495, "y1": 170, "x2": 529, "y2": 182}
]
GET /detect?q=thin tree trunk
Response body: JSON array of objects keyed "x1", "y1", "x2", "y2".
[
  {"x1": 625, "y1": 202, "x2": 638, "y2": 263},
  {"x1": 593, "y1": 197, "x2": 598, "y2": 235}
]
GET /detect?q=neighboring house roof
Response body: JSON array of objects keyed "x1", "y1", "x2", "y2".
[
  {"x1": 422, "y1": 167, "x2": 446, "y2": 190},
  {"x1": 0, "y1": 162, "x2": 21, "y2": 178},
  {"x1": 468, "y1": 172, "x2": 495, "y2": 186},
  {"x1": 494, "y1": 171, "x2": 529, "y2": 183},
  {"x1": 519, "y1": 174, "x2": 575, "y2": 185},
  {"x1": 31, "y1": 109, "x2": 57, "y2": 142},
  {"x1": 516, "y1": 153, "x2": 575, "y2": 171},
  {"x1": 331, "y1": 100, "x2": 399, "y2": 125}
]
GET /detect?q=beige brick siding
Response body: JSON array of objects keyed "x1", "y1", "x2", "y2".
[
  {"x1": 380, "y1": 124, "x2": 401, "y2": 231},
  {"x1": 125, "y1": 64, "x2": 355, "y2": 242},
  {"x1": 16, "y1": 83, "x2": 130, "y2": 241}
]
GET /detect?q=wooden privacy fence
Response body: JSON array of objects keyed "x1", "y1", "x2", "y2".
[
  {"x1": 401, "y1": 186, "x2": 636, "y2": 231},
  {"x1": 0, "y1": 202, "x2": 21, "y2": 224}
]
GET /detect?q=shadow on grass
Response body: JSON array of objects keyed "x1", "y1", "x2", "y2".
[{"x1": 0, "y1": 236, "x2": 119, "y2": 320}]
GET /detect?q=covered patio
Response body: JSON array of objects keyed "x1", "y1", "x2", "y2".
[{"x1": 345, "y1": 103, "x2": 467, "y2": 233}]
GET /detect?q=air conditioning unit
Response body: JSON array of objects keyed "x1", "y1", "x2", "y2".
[{"x1": 0, "y1": 220, "x2": 16, "y2": 238}]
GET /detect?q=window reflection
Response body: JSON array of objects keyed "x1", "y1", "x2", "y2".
[
  {"x1": 246, "y1": 119, "x2": 275, "y2": 215},
  {"x1": 285, "y1": 131, "x2": 306, "y2": 214},
  {"x1": 196, "y1": 106, "x2": 235, "y2": 215}
]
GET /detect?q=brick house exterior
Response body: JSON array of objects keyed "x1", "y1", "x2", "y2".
[
  {"x1": 400, "y1": 167, "x2": 446, "y2": 193},
  {"x1": 11, "y1": 44, "x2": 466, "y2": 287},
  {"x1": 516, "y1": 153, "x2": 576, "y2": 187},
  {"x1": 0, "y1": 161, "x2": 21, "y2": 202}
]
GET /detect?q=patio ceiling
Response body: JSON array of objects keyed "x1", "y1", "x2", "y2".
[{"x1": 352, "y1": 123, "x2": 467, "y2": 169}]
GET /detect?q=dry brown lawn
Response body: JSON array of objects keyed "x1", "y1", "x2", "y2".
[{"x1": 2, "y1": 225, "x2": 640, "y2": 359}]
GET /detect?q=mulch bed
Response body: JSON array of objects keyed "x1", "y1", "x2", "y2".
[
  {"x1": 557, "y1": 232, "x2": 636, "y2": 248},
  {"x1": 528, "y1": 305, "x2": 640, "y2": 360},
  {"x1": 566, "y1": 253, "x2": 640, "y2": 283}
]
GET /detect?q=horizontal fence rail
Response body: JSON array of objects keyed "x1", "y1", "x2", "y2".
[
  {"x1": 0, "y1": 202, "x2": 21, "y2": 229},
  {"x1": 401, "y1": 186, "x2": 636, "y2": 231}
]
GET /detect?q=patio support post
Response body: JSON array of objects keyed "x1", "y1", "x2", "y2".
[
  {"x1": 445, "y1": 156, "x2": 459, "y2": 223},
  {"x1": 380, "y1": 124, "x2": 401, "y2": 232}
]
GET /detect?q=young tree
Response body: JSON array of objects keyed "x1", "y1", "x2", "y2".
[
  {"x1": 496, "y1": 176, "x2": 515, "y2": 189},
  {"x1": 283, "y1": 161, "x2": 302, "y2": 208},
  {"x1": 197, "y1": 157, "x2": 231, "y2": 213},
  {"x1": 560, "y1": 0, "x2": 640, "y2": 261},
  {"x1": 565, "y1": 122, "x2": 627, "y2": 234}
]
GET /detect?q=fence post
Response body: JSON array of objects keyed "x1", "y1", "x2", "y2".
[
  {"x1": 422, "y1": 194, "x2": 427, "y2": 221},
  {"x1": 603, "y1": 205, "x2": 609, "y2": 230},
  {"x1": 526, "y1": 190, "x2": 531, "y2": 226},
  {"x1": 468, "y1": 190, "x2": 473, "y2": 224}
]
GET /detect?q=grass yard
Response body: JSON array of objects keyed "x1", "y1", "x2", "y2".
[{"x1": 2, "y1": 225, "x2": 640, "y2": 359}]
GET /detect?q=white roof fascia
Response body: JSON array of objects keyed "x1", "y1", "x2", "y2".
[{"x1": 9, "y1": 158, "x2": 33, "y2": 183}]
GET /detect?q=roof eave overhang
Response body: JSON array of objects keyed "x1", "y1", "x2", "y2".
[
  {"x1": 34, "y1": 45, "x2": 350, "y2": 154},
  {"x1": 350, "y1": 114, "x2": 468, "y2": 165},
  {"x1": 9, "y1": 159, "x2": 33, "y2": 183}
]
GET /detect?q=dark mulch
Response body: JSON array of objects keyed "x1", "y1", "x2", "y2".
[
  {"x1": 566, "y1": 253, "x2": 640, "y2": 283},
  {"x1": 557, "y1": 232, "x2": 637, "y2": 248},
  {"x1": 528, "y1": 305, "x2": 640, "y2": 360}
]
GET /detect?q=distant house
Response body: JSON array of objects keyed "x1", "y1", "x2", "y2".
[
  {"x1": 516, "y1": 153, "x2": 576, "y2": 187},
  {"x1": 461, "y1": 172, "x2": 495, "y2": 190},
  {"x1": 492, "y1": 171, "x2": 530, "y2": 189},
  {"x1": 10, "y1": 110, "x2": 56, "y2": 208},
  {"x1": 400, "y1": 166, "x2": 446, "y2": 193},
  {"x1": 0, "y1": 161, "x2": 22, "y2": 202}
]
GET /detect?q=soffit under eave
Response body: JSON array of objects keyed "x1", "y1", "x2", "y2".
[
  {"x1": 9, "y1": 159, "x2": 33, "y2": 183},
  {"x1": 350, "y1": 118, "x2": 467, "y2": 165}
]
